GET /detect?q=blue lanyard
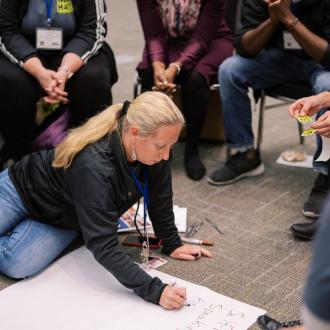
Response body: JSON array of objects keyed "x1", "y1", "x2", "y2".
[
  {"x1": 129, "y1": 166, "x2": 149, "y2": 233},
  {"x1": 44, "y1": 0, "x2": 54, "y2": 27}
]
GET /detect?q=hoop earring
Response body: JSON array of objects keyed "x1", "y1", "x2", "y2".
[{"x1": 131, "y1": 148, "x2": 137, "y2": 161}]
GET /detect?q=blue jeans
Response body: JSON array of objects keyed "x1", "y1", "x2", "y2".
[
  {"x1": 219, "y1": 48, "x2": 330, "y2": 174},
  {"x1": 0, "y1": 169, "x2": 79, "y2": 278}
]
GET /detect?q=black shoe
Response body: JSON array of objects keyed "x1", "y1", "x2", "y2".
[
  {"x1": 208, "y1": 148, "x2": 265, "y2": 185},
  {"x1": 290, "y1": 221, "x2": 318, "y2": 240},
  {"x1": 303, "y1": 174, "x2": 328, "y2": 218},
  {"x1": 257, "y1": 315, "x2": 302, "y2": 330},
  {"x1": 184, "y1": 146, "x2": 206, "y2": 181}
]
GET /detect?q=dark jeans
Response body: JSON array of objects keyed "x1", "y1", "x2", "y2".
[{"x1": 219, "y1": 48, "x2": 330, "y2": 174}]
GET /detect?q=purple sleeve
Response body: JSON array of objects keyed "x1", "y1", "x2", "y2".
[
  {"x1": 137, "y1": 0, "x2": 167, "y2": 64},
  {"x1": 177, "y1": 0, "x2": 226, "y2": 70}
]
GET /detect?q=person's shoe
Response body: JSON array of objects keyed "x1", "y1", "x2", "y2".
[
  {"x1": 290, "y1": 221, "x2": 318, "y2": 240},
  {"x1": 257, "y1": 315, "x2": 302, "y2": 330},
  {"x1": 208, "y1": 148, "x2": 265, "y2": 185},
  {"x1": 184, "y1": 146, "x2": 206, "y2": 181},
  {"x1": 303, "y1": 173, "x2": 328, "y2": 218}
]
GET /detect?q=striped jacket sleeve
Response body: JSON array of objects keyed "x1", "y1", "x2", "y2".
[
  {"x1": 0, "y1": 0, "x2": 38, "y2": 67},
  {"x1": 63, "y1": 0, "x2": 107, "y2": 63}
]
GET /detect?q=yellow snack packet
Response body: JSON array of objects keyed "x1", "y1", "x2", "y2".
[
  {"x1": 301, "y1": 128, "x2": 316, "y2": 136},
  {"x1": 295, "y1": 115, "x2": 313, "y2": 124}
]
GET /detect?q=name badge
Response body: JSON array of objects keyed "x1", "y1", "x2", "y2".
[
  {"x1": 36, "y1": 27, "x2": 63, "y2": 50},
  {"x1": 283, "y1": 31, "x2": 302, "y2": 50}
]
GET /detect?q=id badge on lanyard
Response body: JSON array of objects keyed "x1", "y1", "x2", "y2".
[
  {"x1": 129, "y1": 166, "x2": 150, "y2": 264},
  {"x1": 36, "y1": 0, "x2": 63, "y2": 50}
]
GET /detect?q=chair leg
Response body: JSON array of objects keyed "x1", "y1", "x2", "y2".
[
  {"x1": 133, "y1": 76, "x2": 142, "y2": 98},
  {"x1": 256, "y1": 90, "x2": 266, "y2": 150},
  {"x1": 297, "y1": 122, "x2": 305, "y2": 145}
]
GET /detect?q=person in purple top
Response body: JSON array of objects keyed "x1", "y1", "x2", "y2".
[{"x1": 136, "y1": 0, "x2": 234, "y2": 181}]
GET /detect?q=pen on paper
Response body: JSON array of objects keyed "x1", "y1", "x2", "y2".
[
  {"x1": 170, "y1": 282, "x2": 190, "y2": 306},
  {"x1": 181, "y1": 237, "x2": 214, "y2": 246}
]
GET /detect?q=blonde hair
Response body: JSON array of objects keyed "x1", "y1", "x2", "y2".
[{"x1": 52, "y1": 91, "x2": 185, "y2": 168}]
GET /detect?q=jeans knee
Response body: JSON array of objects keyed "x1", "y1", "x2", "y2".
[
  {"x1": 312, "y1": 72, "x2": 330, "y2": 94},
  {"x1": 0, "y1": 253, "x2": 41, "y2": 279},
  {"x1": 218, "y1": 56, "x2": 245, "y2": 88}
]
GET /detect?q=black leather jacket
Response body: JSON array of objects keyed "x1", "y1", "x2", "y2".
[{"x1": 9, "y1": 131, "x2": 182, "y2": 304}]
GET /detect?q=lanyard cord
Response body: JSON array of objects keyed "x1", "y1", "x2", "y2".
[
  {"x1": 44, "y1": 0, "x2": 54, "y2": 26},
  {"x1": 133, "y1": 199, "x2": 143, "y2": 239},
  {"x1": 129, "y1": 166, "x2": 149, "y2": 241}
]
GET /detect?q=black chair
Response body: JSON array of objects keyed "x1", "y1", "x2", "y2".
[{"x1": 255, "y1": 82, "x2": 311, "y2": 150}]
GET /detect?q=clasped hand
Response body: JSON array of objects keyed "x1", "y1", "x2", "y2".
[
  {"x1": 152, "y1": 65, "x2": 177, "y2": 96},
  {"x1": 264, "y1": 0, "x2": 293, "y2": 24},
  {"x1": 37, "y1": 68, "x2": 69, "y2": 104}
]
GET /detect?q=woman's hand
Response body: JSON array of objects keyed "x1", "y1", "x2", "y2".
[
  {"x1": 152, "y1": 61, "x2": 168, "y2": 90},
  {"x1": 163, "y1": 65, "x2": 177, "y2": 95},
  {"x1": 36, "y1": 68, "x2": 57, "y2": 93},
  {"x1": 44, "y1": 70, "x2": 69, "y2": 104},
  {"x1": 159, "y1": 284, "x2": 187, "y2": 310},
  {"x1": 289, "y1": 94, "x2": 325, "y2": 117},
  {"x1": 170, "y1": 244, "x2": 212, "y2": 261},
  {"x1": 312, "y1": 111, "x2": 330, "y2": 138}
]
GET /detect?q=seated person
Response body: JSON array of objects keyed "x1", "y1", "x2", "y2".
[
  {"x1": 0, "y1": 91, "x2": 211, "y2": 309},
  {"x1": 136, "y1": 0, "x2": 234, "y2": 181},
  {"x1": 0, "y1": 0, "x2": 118, "y2": 165},
  {"x1": 208, "y1": 0, "x2": 330, "y2": 220},
  {"x1": 288, "y1": 91, "x2": 330, "y2": 240}
]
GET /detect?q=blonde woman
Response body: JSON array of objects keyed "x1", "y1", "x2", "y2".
[{"x1": 0, "y1": 91, "x2": 211, "y2": 309}]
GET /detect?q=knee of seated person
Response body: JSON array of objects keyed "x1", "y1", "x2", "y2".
[
  {"x1": 218, "y1": 56, "x2": 243, "y2": 82},
  {"x1": 312, "y1": 75, "x2": 330, "y2": 95},
  {"x1": 0, "y1": 248, "x2": 49, "y2": 279},
  {"x1": 0, "y1": 71, "x2": 30, "y2": 93},
  {"x1": 1, "y1": 251, "x2": 46, "y2": 279},
  {"x1": 184, "y1": 71, "x2": 208, "y2": 91},
  {"x1": 75, "y1": 66, "x2": 111, "y2": 90}
]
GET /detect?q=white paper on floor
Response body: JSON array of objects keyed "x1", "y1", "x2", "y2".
[
  {"x1": 0, "y1": 247, "x2": 265, "y2": 330},
  {"x1": 276, "y1": 154, "x2": 313, "y2": 168}
]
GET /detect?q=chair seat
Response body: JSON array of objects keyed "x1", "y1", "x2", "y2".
[{"x1": 264, "y1": 82, "x2": 312, "y2": 100}]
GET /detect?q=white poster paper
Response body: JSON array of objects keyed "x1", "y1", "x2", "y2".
[{"x1": 0, "y1": 247, "x2": 265, "y2": 330}]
